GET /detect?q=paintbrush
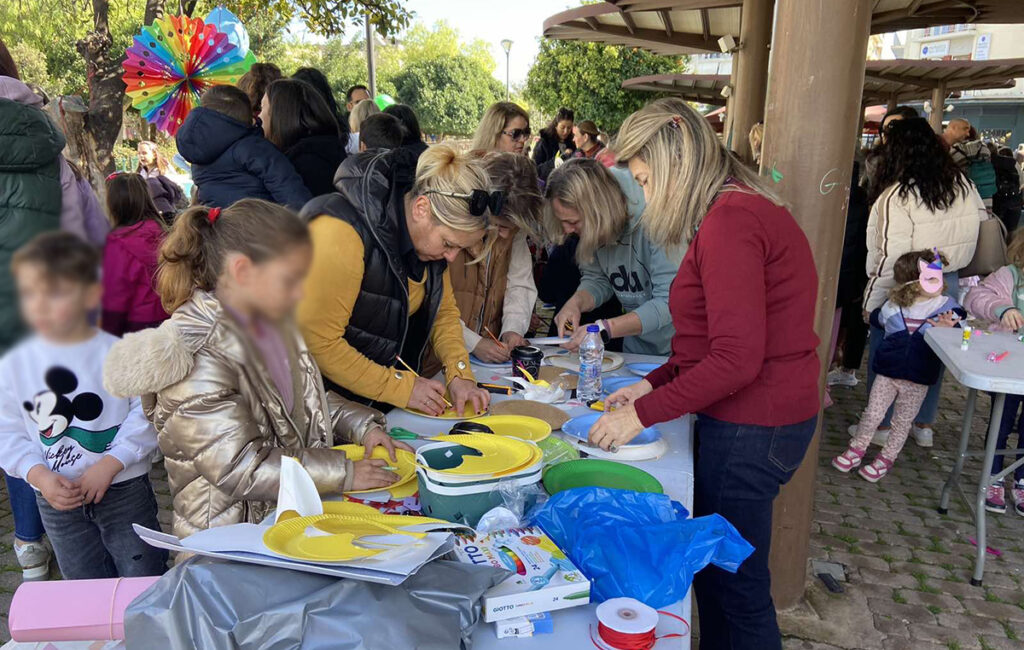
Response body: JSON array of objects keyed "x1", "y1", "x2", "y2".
[{"x1": 395, "y1": 356, "x2": 454, "y2": 409}]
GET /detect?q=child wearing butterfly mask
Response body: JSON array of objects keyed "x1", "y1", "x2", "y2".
[{"x1": 834, "y1": 250, "x2": 965, "y2": 482}]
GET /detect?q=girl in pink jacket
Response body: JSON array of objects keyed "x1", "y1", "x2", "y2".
[
  {"x1": 964, "y1": 229, "x2": 1024, "y2": 516},
  {"x1": 101, "y1": 174, "x2": 170, "y2": 337}
]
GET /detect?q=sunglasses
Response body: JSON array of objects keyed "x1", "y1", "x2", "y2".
[
  {"x1": 501, "y1": 128, "x2": 532, "y2": 141},
  {"x1": 425, "y1": 189, "x2": 506, "y2": 217}
]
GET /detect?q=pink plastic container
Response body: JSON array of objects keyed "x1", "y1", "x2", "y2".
[{"x1": 10, "y1": 576, "x2": 160, "y2": 641}]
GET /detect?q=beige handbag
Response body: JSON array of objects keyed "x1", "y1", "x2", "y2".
[{"x1": 959, "y1": 216, "x2": 1008, "y2": 278}]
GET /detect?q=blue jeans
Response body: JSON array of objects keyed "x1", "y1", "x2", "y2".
[
  {"x1": 990, "y1": 394, "x2": 1024, "y2": 482},
  {"x1": 36, "y1": 475, "x2": 167, "y2": 580},
  {"x1": 692, "y1": 414, "x2": 818, "y2": 650},
  {"x1": 5, "y1": 475, "x2": 45, "y2": 543}
]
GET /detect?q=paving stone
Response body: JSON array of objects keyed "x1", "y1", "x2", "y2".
[
  {"x1": 908, "y1": 622, "x2": 984, "y2": 649},
  {"x1": 965, "y1": 599, "x2": 1024, "y2": 623},
  {"x1": 866, "y1": 599, "x2": 936, "y2": 625},
  {"x1": 872, "y1": 614, "x2": 909, "y2": 637},
  {"x1": 897, "y1": 590, "x2": 965, "y2": 612},
  {"x1": 826, "y1": 551, "x2": 891, "y2": 573},
  {"x1": 882, "y1": 636, "x2": 946, "y2": 650},
  {"x1": 857, "y1": 542, "x2": 912, "y2": 561},
  {"x1": 978, "y1": 635, "x2": 1024, "y2": 650},
  {"x1": 857, "y1": 568, "x2": 920, "y2": 589},
  {"x1": 933, "y1": 612, "x2": 1008, "y2": 635}
]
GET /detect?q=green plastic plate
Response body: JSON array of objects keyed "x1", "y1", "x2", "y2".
[{"x1": 542, "y1": 459, "x2": 663, "y2": 495}]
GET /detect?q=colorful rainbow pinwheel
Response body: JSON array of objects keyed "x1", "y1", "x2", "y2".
[{"x1": 122, "y1": 14, "x2": 256, "y2": 136}]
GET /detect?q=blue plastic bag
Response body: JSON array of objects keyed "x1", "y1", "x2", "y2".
[{"x1": 530, "y1": 487, "x2": 753, "y2": 608}]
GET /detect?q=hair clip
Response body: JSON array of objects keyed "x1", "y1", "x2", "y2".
[
  {"x1": 668, "y1": 115, "x2": 683, "y2": 129},
  {"x1": 207, "y1": 207, "x2": 221, "y2": 225},
  {"x1": 105, "y1": 172, "x2": 122, "y2": 182}
]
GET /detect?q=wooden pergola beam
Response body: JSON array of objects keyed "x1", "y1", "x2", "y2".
[
  {"x1": 659, "y1": 9, "x2": 675, "y2": 36},
  {"x1": 559, "y1": 21, "x2": 728, "y2": 52},
  {"x1": 620, "y1": 9, "x2": 639, "y2": 35}
]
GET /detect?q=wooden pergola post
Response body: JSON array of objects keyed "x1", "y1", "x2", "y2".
[
  {"x1": 887, "y1": 93, "x2": 898, "y2": 112},
  {"x1": 930, "y1": 82, "x2": 947, "y2": 133},
  {"x1": 728, "y1": 0, "x2": 774, "y2": 163},
  {"x1": 760, "y1": 0, "x2": 872, "y2": 609}
]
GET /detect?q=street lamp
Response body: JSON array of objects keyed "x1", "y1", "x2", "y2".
[{"x1": 500, "y1": 39, "x2": 513, "y2": 100}]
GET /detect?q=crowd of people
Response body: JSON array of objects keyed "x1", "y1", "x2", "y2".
[{"x1": 2, "y1": 32, "x2": 1023, "y2": 649}]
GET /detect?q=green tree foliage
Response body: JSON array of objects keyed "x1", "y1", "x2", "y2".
[
  {"x1": 6, "y1": 42, "x2": 50, "y2": 91},
  {"x1": 392, "y1": 56, "x2": 504, "y2": 135},
  {"x1": 276, "y1": 21, "x2": 501, "y2": 135},
  {"x1": 526, "y1": 38, "x2": 684, "y2": 133}
]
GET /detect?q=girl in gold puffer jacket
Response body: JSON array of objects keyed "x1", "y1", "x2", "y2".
[{"x1": 104, "y1": 199, "x2": 409, "y2": 538}]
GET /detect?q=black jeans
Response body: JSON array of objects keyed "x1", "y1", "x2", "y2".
[
  {"x1": 36, "y1": 474, "x2": 167, "y2": 579},
  {"x1": 693, "y1": 414, "x2": 818, "y2": 650}
]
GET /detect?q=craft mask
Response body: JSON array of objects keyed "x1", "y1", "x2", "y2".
[{"x1": 918, "y1": 252, "x2": 944, "y2": 295}]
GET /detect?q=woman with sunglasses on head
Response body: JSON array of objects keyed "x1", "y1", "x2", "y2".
[
  {"x1": 590, "y1": 98, "x2": 820, "y2": 650},
  {"x1": 297, "y1": 145, "x2": 492, "y2": 417},
  {"x1": 422, "y1": 152, "x2": 544, "y2": 370},
  {"x1": 472, "y1": 102, "x2": 531, "y2": 155}
]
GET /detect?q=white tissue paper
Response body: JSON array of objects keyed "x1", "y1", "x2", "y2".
[
  {"x1": 505, "y1": 377, "x2": 567, "y2": 404},
  {"x1": 275, "y1": 456, "x2": 324, "y2": 524}
]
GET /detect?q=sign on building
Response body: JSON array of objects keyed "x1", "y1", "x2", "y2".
[
  {"x1": 974, "y1": 33, "x2": 991, "y2": 61},
  {"x1": 921, "y1": 40, "x2": 950, "y2": 58}
]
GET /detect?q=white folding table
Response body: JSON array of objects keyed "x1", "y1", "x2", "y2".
[
  {"x1": 926, "y1": 327, "x2": 1024, "y2": 586},
  {"x1": 386, "y1": 353, "x2": 694, "y2": 649}
]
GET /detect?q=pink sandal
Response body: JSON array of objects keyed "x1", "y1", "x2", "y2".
[
  {"x1": 832, "y1": 447, "x2": 865, "y2": 473},
  {"x1": 858, "y1": 456, "x2": 894, "y2": 483}
]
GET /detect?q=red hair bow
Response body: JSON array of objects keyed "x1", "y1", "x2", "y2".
[{"x1": 207, "y1": 207, "x2": 221, "y2": 224}]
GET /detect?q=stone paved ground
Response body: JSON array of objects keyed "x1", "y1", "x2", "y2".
[
  {"x1": 0, "y1": 369, "x2": 1021, "y2": 647},
  {"x1": 782, "y1": 375, "x2": 1024, "y2": 650}
]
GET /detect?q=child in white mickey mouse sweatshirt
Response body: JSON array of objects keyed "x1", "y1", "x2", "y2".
[{"x1": 0, "y1": 232, "x2": 166, "y2": 580}]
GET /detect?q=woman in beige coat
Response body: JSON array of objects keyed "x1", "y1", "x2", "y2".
[{"x1": 105, "y1": 199, "x2": 406, "y2": 538}]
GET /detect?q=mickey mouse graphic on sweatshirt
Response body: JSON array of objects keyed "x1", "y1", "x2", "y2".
[{"x1": 0, "y1": 330, "x2": 156, "y2": 484}]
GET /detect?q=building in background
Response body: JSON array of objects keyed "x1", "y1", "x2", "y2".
[{"x1": 903, "y1": 24, "x2": 1024, "y2": 144}]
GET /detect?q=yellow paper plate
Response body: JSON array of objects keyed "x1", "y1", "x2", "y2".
[
  {"x1": 467, "y1": 415, "x2": 552, "y2": 443},
  {"x1": 263, "y1": 514, "x2": 424, "y2": 562},
  {"x1": 320, "y1": 501, "x2": 464, "y2": 531},
  {"x1": 332, "y1": 445, "x2": 417, "y2": 496},
  {"x1": 401, "y1": 405, "x2": 490, "y2": 420},
  {"x1": 419, "y1": 434, "x2": 536, "y2": 476}
]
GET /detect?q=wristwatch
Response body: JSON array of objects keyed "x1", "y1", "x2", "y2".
[{"x1": 598, "y1": 319, "x2": 612, "y2": 344}]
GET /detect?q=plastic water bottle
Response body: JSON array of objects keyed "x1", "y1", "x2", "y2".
[{"x1": 577, "y1": 325, "x2": 604, "y2": 402}]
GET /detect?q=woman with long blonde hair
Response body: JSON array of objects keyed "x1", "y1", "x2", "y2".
[
  {"x1": 545, "y1": 158, "x2": 681, "y2": 355},
  {"x1": 297, "y1": 144, "x2": 491, "y2": 416},
  {"x1": 471, "y1": 102, "x2": 531, "y2": 155},
  {"x1": 589, "y1": 97, "x2": 821, "y2": 650}
]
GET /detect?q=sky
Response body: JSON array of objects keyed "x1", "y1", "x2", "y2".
[{"x1": 392, "y1": 0, "x2": 573, "y2": 88}]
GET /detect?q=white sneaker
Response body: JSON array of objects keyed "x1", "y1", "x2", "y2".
[
  {"x1": 14, "y1": 539, "x2": 50, "y2": 581},
  {"x1": 848, "y1": 424, "x2": 890, "y2": 447},
  {"x1": 912, "y1": 425, "x2": 934, "y2": 448},
  {"x1": 827, "y1": 368, "x2": 859, "y2": 388}
]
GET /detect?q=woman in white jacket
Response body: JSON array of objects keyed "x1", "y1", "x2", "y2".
[{"x1": 860, "y1": 117, "x2": 985, "y2": 446}]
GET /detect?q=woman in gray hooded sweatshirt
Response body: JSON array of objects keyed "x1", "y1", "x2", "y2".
[{"x1": 546, "y1": 158, "x2": 683, "y2": 356}]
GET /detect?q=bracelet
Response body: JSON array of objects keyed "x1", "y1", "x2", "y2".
[{"x1": 600, "y1": 319, "x2": 612, "y2": 337}]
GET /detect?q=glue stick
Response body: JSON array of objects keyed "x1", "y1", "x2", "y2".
[{"x1": 961, "y1": 326, "x2": 972, "y2": 351}]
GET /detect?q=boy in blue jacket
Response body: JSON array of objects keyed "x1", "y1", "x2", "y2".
[{"x1": 176, "y1": 85, "x2": 311, "y2": 210}]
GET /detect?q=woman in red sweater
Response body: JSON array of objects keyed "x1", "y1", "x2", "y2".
[{"x1": 591, "y1": 97, "x2": 821, "y2": 650}]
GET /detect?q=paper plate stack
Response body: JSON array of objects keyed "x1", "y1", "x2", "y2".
[{"x1": 416, "y1": 434, "x2": 544, "y2": 526}]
